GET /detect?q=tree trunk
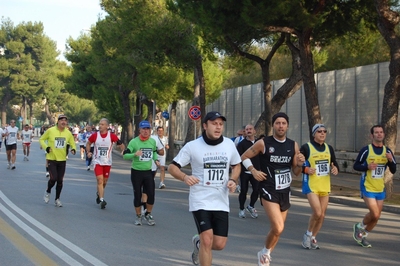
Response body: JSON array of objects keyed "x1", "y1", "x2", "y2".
[
  {"x1": 374, "y1": 0, "x2": 400, "y2": 199},
  {"x1": 21, "y1": 96, "x2": 27, "y2": 125},
  {"x1": 44, "y1": 100, "x2": 55, "y2": 125},
  {"x1": 255, "y1": 34, "x2": 303, "y2": 136},
  {"x1": 1, "y1": 88, "x2": 12, "y2": 125},
  {"x1": 197, "y1": 55, "x2": 206, "y2": 126},
  {"x1": 168, "y1": 101, "x2": 177, "y2": 160},
  {"x1": 185, "y1": 58, "x2": 202, "y2": 144},
  {"x1": 298, "y1": 29, "x2": 321, "y2": 137},
  {"x1": 119, "y1": 84, "x2": 133, "y2": 144},
  {"x1": 28, "y1": 100, "x2": 34, "y2": 126},
  {"x1": 226, "y1": 33, "x2": 285, "y2": 136},
  {"x1": 142, "y1": 98, "x2": 155, "y2": 125}
]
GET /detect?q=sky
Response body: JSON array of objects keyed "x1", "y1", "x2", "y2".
[{"x1": 2, "y1": 0, "x2": 104, "y2": 61}]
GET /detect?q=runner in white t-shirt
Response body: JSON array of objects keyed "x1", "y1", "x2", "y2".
[
  {"x1": 3, "y1": 120, "x2": 20, "y2": 169},
  {"x1": 83, "y1": 125, "x2": 95, "y2": 171},
  {"x1": 155, "y1": 126, "x2": 169, "y2": 189},
  {"x1": 0, "y1": 126, "x2": 4, "y2": 152},
  {"x1": 168, "y1": 111, "x2": 241, "y2": 266},
  {"x1": 21, "y1": 124, "x2": 33, "y2": 161},
  {"x1": 77, "y1": 128, "x2": 86, "y2": 160}
]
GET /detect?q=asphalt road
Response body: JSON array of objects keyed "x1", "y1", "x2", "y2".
[{"x1": 0, "y1": 139, "x2": 399, "y2": 265}]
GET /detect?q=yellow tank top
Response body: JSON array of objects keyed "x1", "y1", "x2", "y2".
[
  {"x1": 307, "y1": 142, "x2": 331, "y2": 192},
  {"x1": 365, "y1": 144, "x2": 387, "y2": 192}
]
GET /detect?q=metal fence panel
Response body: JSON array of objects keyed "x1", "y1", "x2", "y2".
[
  {"x1": 355, "y1": 65, "x2": 379, "y2": 150},
  {"x1": 317, "y1": 71, "x2": 336, "y2": 146},
  {"x1": 173, "y1": 62, "x2": 400, "y2": 152},
  {"x1": 335, "y1": 69, "x2": 356, "y2": 151}
]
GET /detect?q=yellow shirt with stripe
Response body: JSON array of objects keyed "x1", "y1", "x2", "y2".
[
  {"x1": 306, "y1": 142, "x2": 331, "y2": 193},
  {"x1": 363, "y1": 144, "x2": 387, "y2": 192}
]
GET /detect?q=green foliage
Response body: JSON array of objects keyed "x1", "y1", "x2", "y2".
[
  {"x1": 65, "y1": 34, "x2": 99, "y2": 99},
  {"x1": 63, "y1": 0, "x2": 225, "y2": 128},
  {"x1": 318, "y1": 20, "x2": 390, "y2": 72},
  {"x1": 59, "y1": 93, "x2": 100, "y2": 125},
  {"x1": 0, "y1": 18, "x2": 99, "y2": 125}
]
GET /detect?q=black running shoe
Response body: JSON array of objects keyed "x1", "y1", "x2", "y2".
[{"x1": 96, "y1": 192, "x2": 101, "y2": 204}]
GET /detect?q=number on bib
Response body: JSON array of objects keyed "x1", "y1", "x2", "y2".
[
  {"x1": 372, "y1": 165, "x2": 385, "y2": 178},
  {"x1": 274, "y1": 168, "x2": 292, "y2": 190},
  {"x1": 98, "y1": 147, "x2": 108, "y2": 157},
  {"x1": 315, "y1": 159, "x2": 329, "y2": 176},
  {"x1": 203, "y1": 162, "x2": 227, "y2": 187},
  {"x1": 55, "y1": 137, "x2": 66, "y2": 149},
  {"x1": 139, "y1": 148, "x2": 153, "y2": 161}
]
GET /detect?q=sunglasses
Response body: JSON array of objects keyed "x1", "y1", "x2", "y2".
[{"x1": 317, "y1": 130, "x2": 327, "y2": 133}]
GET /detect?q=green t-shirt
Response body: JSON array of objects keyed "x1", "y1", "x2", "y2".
[{"x1": 123, "y1": 137, "x2": 158, "y2": 171}]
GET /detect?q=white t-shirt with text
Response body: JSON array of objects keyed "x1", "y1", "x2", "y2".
[{"x1": 173, "y1": 136, "x2": 241, "y2": 212}]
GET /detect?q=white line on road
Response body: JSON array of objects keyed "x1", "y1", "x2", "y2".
[{"x1": 0, "y1": 190, "x2": 107, "y2": 266}]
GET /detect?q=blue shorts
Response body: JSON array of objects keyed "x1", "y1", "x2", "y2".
[{"x1": 361, "y1": 190, "x2": 386, "y2": 200}]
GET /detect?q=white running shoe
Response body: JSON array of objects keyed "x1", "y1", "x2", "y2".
[
  {"x1": 45, "y1": 172, "x2": 50, "y2": 178},
  {"x1": 44, "y1": 192, "x2": 50, "y2": 203},
  {"x1": 257, "y1": 250, "x2": 271, "y2": 266},
  {"x1": 359, "y1": 237, "x2": 372, "y2": 248},
  {"x1": 239, "y1": 209, "x2": 246, "y2": 218},
  {"x1": 353, "y1": 223, "x2": 364, "y2": 243},
  {"x1": 191, "y1": 234, "x2": 200, "y2": 265},
  {"x1": 144, "y1": 213, "x2": 155, "y2": 226},
  {"x1": 7, "y1": 163, "x2": 10, "y2": 169},
  {"x1": 134, "y1": 215, "x2": 142, "y2": 226},
  {"x1": 55, "y1": 199, "x2": 63, "y2": 207},
  {"x1": 26, "y1": 157, "x2": 29, "y2": 161},
  {"x1": 302, "y1": 233, "x2": 311, "y2": 249},
  {"x1": 246, "y1": 205, "x2": 258, "y2": 218},
  {"x1": 311, "y1": 238, "x2": 320, "y2": 249},
  {"x1": 158, "y1": 182, "x2": 166, "y2": 189}
]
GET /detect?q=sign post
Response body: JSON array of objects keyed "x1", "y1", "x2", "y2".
[{"x1": 188, "y1": 105, "x2": 201, "y2": 139}]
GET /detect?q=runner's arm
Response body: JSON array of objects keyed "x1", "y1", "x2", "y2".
[{"x1": 292, "y1": 142, "x2": 302, "y2": 176}]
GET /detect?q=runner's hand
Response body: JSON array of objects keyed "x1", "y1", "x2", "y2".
[
  {"x1": 227, "y1": 180, "x2": 236, "y2": 193},
  {"x1": 368, "y1": 162, "x2": 378, "y2": 170},
  {"x1": 251, "y1": 169, "x2": 267, "y2": 181},
  {"x1": 297, "y1": 153, "x2": 306, "y2": 166},
  {"x1": 331, "y1": 163, "x2": 338, "y2": 175},
  {"x1": 183, "y1": 175, "x2": 200, "y2": 186},
  {"x1": 386, "y1": 151, "x2": 393, "y2": 162}
]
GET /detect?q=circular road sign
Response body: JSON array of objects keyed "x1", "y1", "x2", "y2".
[
  {"x1": 188, "y1": 106, "x2": 201, "y2": 120},
  {"x1": 162, "y1": 111, "x2": 169, "y2": 120}
]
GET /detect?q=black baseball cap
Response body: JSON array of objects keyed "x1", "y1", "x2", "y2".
[{"x1": 203, "y1": 111, "x2": 226, "y2": 123}]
